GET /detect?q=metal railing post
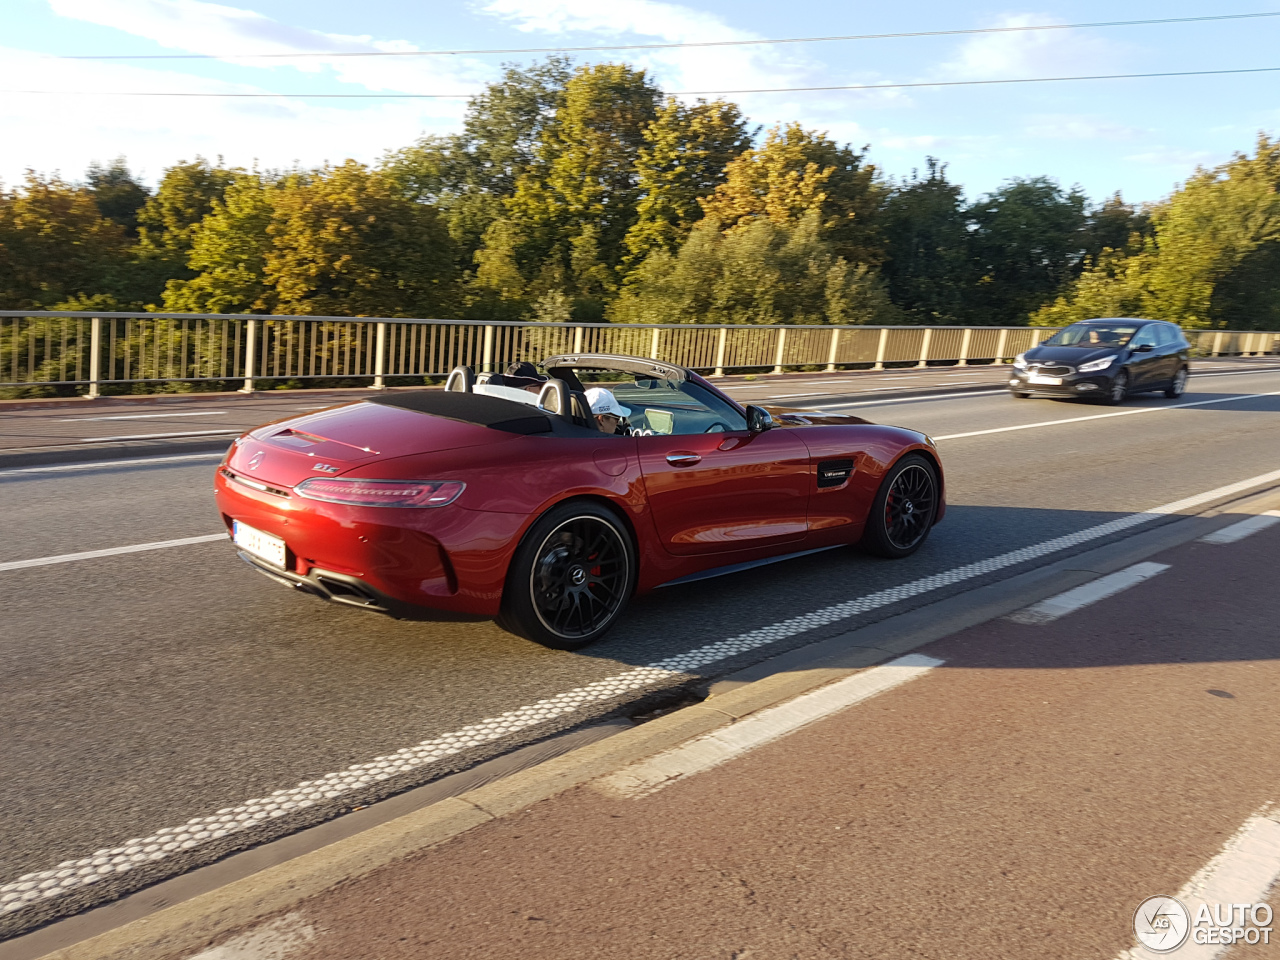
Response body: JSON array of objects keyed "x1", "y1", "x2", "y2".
[
  {"x1": 240, "y1": 319, "x2": 257, "y2": 393},
  {"x1": 713, "y1": 326, "x2": 727, "y2": 377},
  {"x1": 1212, "y1": 330, "x2": 1224, "y2": 357},
  {"x1": 373, "y1": 321, "x2": 387, "y2": 389},
  {"x1": 872, "y1": 328, "x2": 888, "y2": 370},
  {"x1": 916, "y1": 328, "x2": 933, "y2": 368},
  {"x1": 573, "y1": 325, "x2": 584, "y2": 354},
  {"x1": 995, "y1": 328, "x2": 1009, "y2": 364},
  {"x1": 958, "y1": 327, "x2": 971, "y2": 367},
  {"x1": 1031, "y1": 329, "x2": 1046, "y2": 347},
  {"x1": 826, "y1": 328, "x2": 840, "y2": 372},
  {"x1": 650, "y1": 327, "x2": 661, "y2": 360},
  {"x1": 87, "y1": 317, "x2": 101, "y2": 398},
  {"x1": 481, "y1": 324, "x2": 494, "y2": 373},
  {"x1": 771, "y1": 327, "x2": 787, "y2": 374}
]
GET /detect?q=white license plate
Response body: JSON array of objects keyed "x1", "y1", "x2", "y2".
[
  {"x1": 1028, "y1": 374, "x2": 1063, "y2": 385},
  {"x1": 233, "y1": 520, "x2": 287, "y2": 568}
]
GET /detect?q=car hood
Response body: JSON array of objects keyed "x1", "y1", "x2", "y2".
[
  {"x1": 1024, "y1": 344, "x2": 1121, "y2": 365},
  {"x1": 226, "y1": 400, "x2": 506, "y2": 487}
]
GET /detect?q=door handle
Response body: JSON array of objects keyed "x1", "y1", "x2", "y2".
[{"x1": 666, "y1": 452, "x2": 702, "y2": 467}]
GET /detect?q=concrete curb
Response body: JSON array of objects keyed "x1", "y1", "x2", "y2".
[{"x1": 29, "y1": 481, "x2": 1280, "y2": 960}]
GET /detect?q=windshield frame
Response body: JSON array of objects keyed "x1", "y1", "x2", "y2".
[{"x1": 1041, "y1": 321, "x2": 1141, "y2": 348}]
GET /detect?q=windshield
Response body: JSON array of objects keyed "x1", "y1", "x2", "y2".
[
  {"x1": 1041, "y1": 322, "x2": 1139, "y2": 348},
  {"x1": 577, "y1": 371, "x2": 747, "y2": 436}
]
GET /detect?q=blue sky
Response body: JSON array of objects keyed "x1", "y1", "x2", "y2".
[{"x1": 4, "y1": 0, "x2": 1280, "y2": 207}]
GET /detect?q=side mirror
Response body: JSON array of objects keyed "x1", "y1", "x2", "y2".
[
  {"x1": 746, "y1": 405, "x2": 774, "y2": 433},
  {"x1": 1133, "y1": 343, "x2": 1154, "y2": 353}
]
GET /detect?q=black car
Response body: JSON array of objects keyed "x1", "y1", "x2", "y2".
[{"x1": 1009, "y1": 318, "x2": 1190, "y2": 405}]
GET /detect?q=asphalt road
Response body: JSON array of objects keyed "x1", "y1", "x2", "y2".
[{"x1": 2, "y1": 365, "x2": 1280, "y2": 936}]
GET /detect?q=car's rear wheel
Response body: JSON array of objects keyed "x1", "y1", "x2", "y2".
[
  {"x1": 500, "y1": 501, "x2": 635, "y2": 650},
  {"x1": 861, "y1": 454, "x2": 939, "y2": 559},
  {"x1": 1102, "y1": 370, "x2": 1130, "y2": 406},
  {"x1": 1011, "y1": 390, "x2": 1031, "y2": 399},
  {"x1": 1165, "y1": 366, "x2": 1188, "y2": 399}
]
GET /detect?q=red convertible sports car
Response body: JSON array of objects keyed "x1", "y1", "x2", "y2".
[{"x1": 214, "y1": 354, "x2": 945, "y2": 649}]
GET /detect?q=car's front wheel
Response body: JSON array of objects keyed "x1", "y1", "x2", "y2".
[
  {"x1": 500, "y1": 501, "x2": 635, "y2": 650},
  {"x1": 1165, "y1": 366, "x2": 1188, "y2": 399},
  {"x1": 861, "y1": 454, "x2": 939, "y2": 559},
  {"x1": 1102, "y1": 370, "x2": 1130, "y2": 406}
]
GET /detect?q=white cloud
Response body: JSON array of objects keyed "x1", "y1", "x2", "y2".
[
  {"x1": 940, "y1": 13, "x2": 1127, "y2": 80},
  {"x1": 1024, "y1": 114, "x2": 1145, "y2": 141},
  {"x1": 48, "y1": 0, "x2": 491, "y2": 94},
  {"x1": 0, "y1": 44, "x2": 470, "y2": 186}
]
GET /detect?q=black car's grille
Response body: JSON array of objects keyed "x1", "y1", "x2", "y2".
[{"x1": 1028, "y1": 363, "x2": 1074, "y2": 376}]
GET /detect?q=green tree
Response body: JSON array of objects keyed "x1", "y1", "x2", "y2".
[
  {"x1": 0, "y1": 172, "x2": 132, "y2": 309},
  {"x1": 264, "y1": 161, "x2": 456, "y2": 317},
  {"x1": 611, "y1": 211, "x2": 897, "y2": 326},
  {"x1": 382, "y1": 57, "x2": 572, "y2": 265},
  {"x1": 163, "y1": 172, "x2": 282, "y2": 314},
  {"x1": 622, "y1": 98, "x2": 752, "y2": 268},
  {"x1": 86, "y1": 158, "x2": 151, "y2": 238},
  {"x1": 503, "y1": 62, "x2": 661, "y2": 312},
  {"x1": 698, "y1": 123, "x2": 885, "y2": 267},
  {"x1": 881, "y1": 159, "x2": 970, "y2": 323},
  {"x1": 964, "y1": 177, "x2": 1088, "y2": 325},
  {"x1": 137, "y1": 158, "x2": 238, "y2": 272}
]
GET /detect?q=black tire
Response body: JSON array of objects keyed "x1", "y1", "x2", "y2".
[
  {"x1": 500, "y1": 501, "x2": 635, "y2": 650},
  {"x1": 1165, "y1": 366, "x2": 1188, "y2": 399},
  {"x1": 1102, "y1": 370, "x2": 1129, "y2": 406},
  {"x1": 861, "y1": 454, "x2": 939, "y2": 559},
  {"x1": 1011, "y1": 390, "x2": 1031, "y2": 399}
]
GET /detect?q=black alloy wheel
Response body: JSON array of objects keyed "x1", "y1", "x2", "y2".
[
  {"x1": 862, "y1": 454, "x2": 939, "y2": 559},
  {"x1": 1011, "y1": 389, "x2": 1031, "y2": 399},
  {"x1": 1165, "y1": 366, "x2": 1188, "y2": 399},
  {"x1": 501, "y1": 501, "x2": 635, "y2": 649},
  {"x1": 1103, "y1": 370, "x2": 1130, "y2": 406}
]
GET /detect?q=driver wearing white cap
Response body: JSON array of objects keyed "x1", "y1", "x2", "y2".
[{"x1": 585, "y1": 387, "x2": 630, "y2": 435}]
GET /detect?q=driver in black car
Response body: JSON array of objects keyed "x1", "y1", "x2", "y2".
[{"x1": 585, "y1": 387, "x2": 630, "y2": 435}]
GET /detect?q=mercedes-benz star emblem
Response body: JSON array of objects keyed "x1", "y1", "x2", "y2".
[{"x1": 247, "y1": 451, "x2": 265, "y2": 471}]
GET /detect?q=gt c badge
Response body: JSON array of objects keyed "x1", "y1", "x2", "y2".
[
  {"x1": 247, "y1": 451, "x2": 265, "y2": 471},
  {"x1": 312, "y1": 463, "x2": 339, "y2": 473}
]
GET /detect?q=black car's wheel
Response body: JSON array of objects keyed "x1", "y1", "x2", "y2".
[
  {"x1": 1165, "y1": 366, "x2": 1188, "y2": 399},
  {"x1": 862, "y1": 454, "x2": 939, "y2": 559},
  {"x1": 500, "y1": 501, "x2": 635, "y2": 650},
  {"x1": 1011, "y1": 389, "x2": 1031, "y2": 399},
  {"x1": 1102, "y1": 370, "x2": 1130, "y2": 406}
]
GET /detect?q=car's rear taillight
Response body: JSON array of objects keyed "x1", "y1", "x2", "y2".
[{"x1": 294, "y1": 478, "x2": 465, "y2": 508}]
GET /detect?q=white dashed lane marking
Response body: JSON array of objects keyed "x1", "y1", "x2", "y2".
[
  {"x1": 0, "y1": 534, "x2": 228, "y2": 572},
  {"x1": 1198, "y1": 510, "x2": 1280, "y2": 544},
  {"x1": 78, "y1": 429, "x2": 239, "y2": 443},
  {"x1": 59, "y1": 411, "x2": 228, "y2": 422},
  {"x1": 934, "y1": 389, "x2": 1280, "y2": 441},
  {"x1": 0, "y1": 453, "x2": 225, "y2": 478},
  {"x1": 1006, "y1": 562, "x2": 1170, "y2": 625},
  {"x1": 598, "y1": 654, "x2": 943, "y2": 799},
  {"x1": 5, "y1": 468, "x2": 1279, "y2": 915}
]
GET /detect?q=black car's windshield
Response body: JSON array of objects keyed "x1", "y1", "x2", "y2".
[{"x1": 1041, "y1": 322, "x2": 1139, "y2": 348}]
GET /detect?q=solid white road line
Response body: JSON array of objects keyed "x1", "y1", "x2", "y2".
[
  {"x1": 1118, "y1": 806, "x2": 1280, "y2": 959},
  {"x1": 0, "y1": 534, "x2": 228, "y2": 572},
  {"x1": 1198, "y1": 510, "x2": 1280, "y2": 544},
  {"x1": 59, "y1": 411, "x2": 227, "y2": 422},
  {"x1": 597, "y1": 654, "x2": 943, "y2": 799},
  {"x1": 5, "y1": 469, "x2": 1280, "y2": 915},
  {"x1": 0, "y1": 453, "x2": 226, "y2": 478},
  {"x1": 1006, "y1": 562, "x2": 1170, "y2": 625},
  {"x1": 79, "y1": 429, "x2": 239, "y2": 442},
  {"x1": 935, "y1": 389, "x2": 1280, "y2": 441}
]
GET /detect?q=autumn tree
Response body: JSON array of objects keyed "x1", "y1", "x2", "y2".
[
  {"x1": 698, "y1": 123, "x2": 884, "y2": 266},
  {"x1": 0, "y1": 172, "x2": 132, "y2": 309},
  {"x1": 264, "y1": 161, "x2": 456, "y2": 317},
  {"x1": 622, "y1": 98, "x2": 753, "y2": 268}
]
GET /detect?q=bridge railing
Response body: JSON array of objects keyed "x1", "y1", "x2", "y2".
[{"x1": 0, "y1": 311, "x2": 1275, "y2": 396}]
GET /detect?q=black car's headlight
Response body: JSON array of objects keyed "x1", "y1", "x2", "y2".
[{"x1": 1077, "y1": 356, "x2": 1116, "y2": 374}]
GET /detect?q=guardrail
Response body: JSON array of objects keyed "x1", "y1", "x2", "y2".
[{"x1": 1, "y1": 311, "x2": 1276, "y2": 396}]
